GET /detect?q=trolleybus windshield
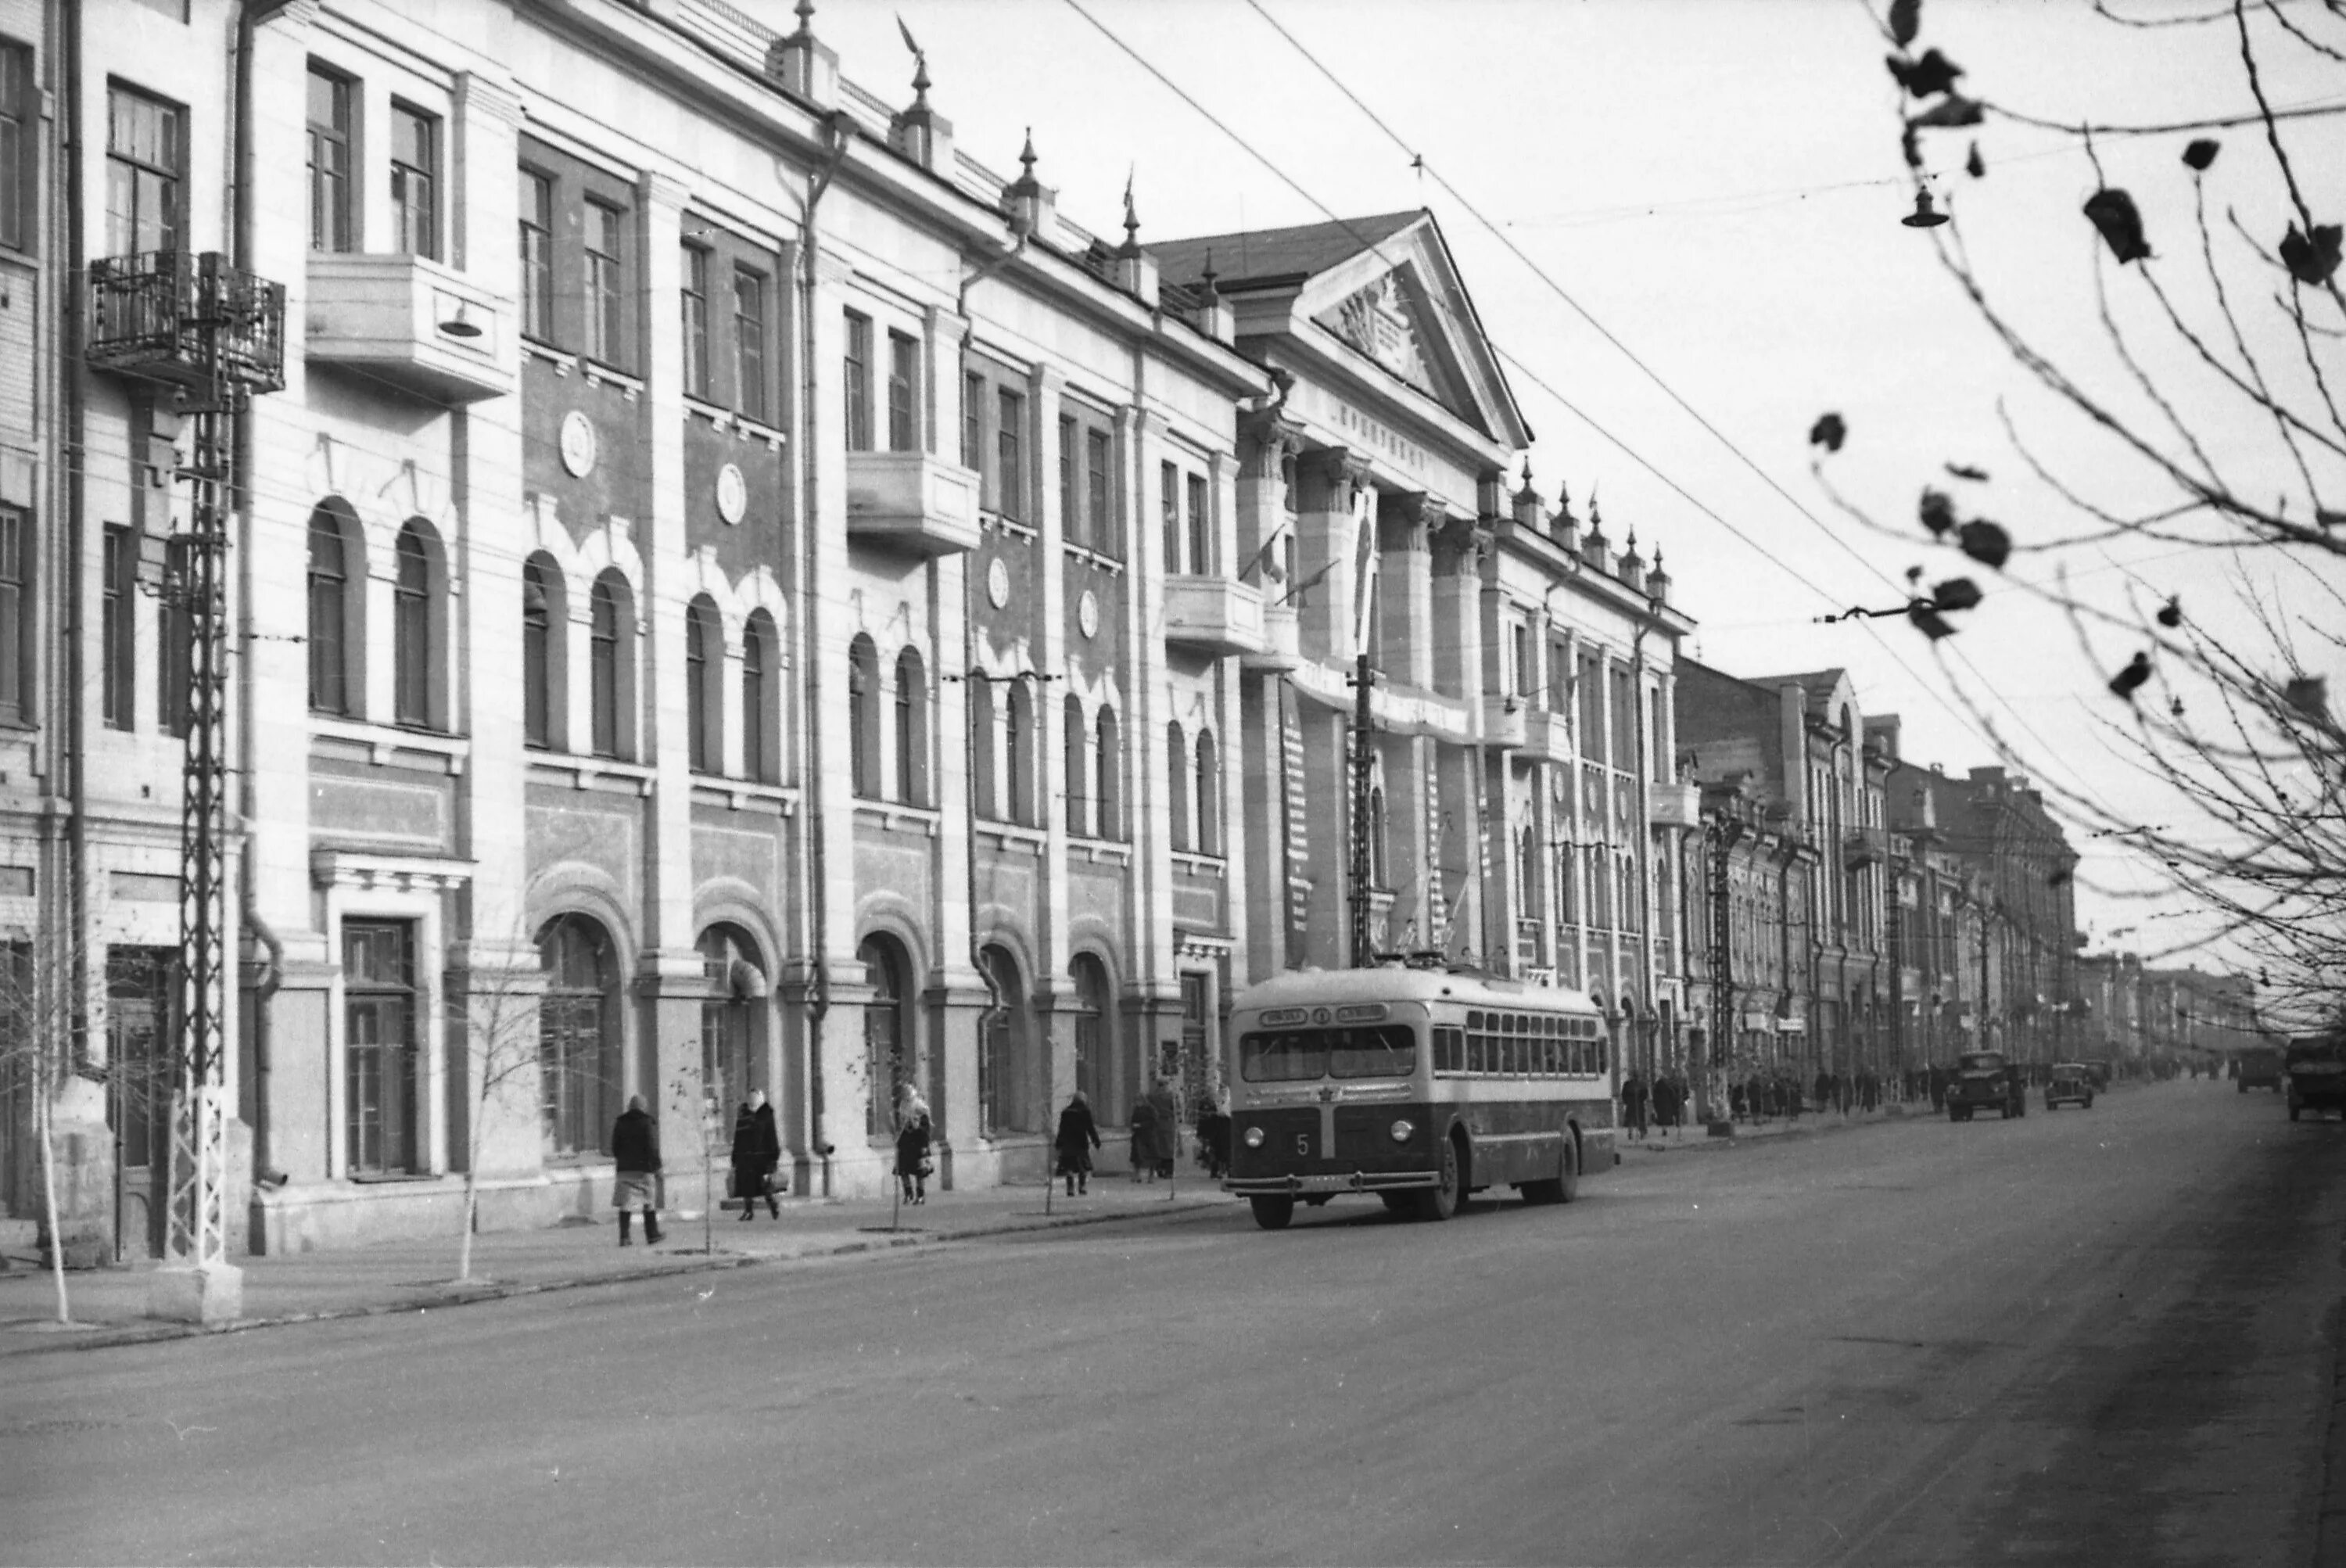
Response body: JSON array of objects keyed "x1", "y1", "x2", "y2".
[{"x1": 1239, "y1": 1024, "x2": 1417, "y2": 1082}]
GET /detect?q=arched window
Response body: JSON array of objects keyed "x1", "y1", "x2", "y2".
[
  {"x1": 1194, "y1": 728, "x2": 1220, "y2": 857},
  {"x1": 859, "y1": 933, "x2": 909, "y2": 1139},
  {"x1": 1167, "y1": 722, "x2": 1189, "y2": 852},
  {"x1": 392, "y1": 521, "x2": 438, "y2": 729},
  {"x1": 895, "y1": 648, "x2": 927, "y2": 806},
  {"x1": 1095, "y1": 705, "x2": 1121, "y2": 841},
  {"x1": 307, "y1": 507, "x2": 352, "y2": 715},
  {"x1": 539, "y1": 914, "x2": 619, "y2": 1157},
  {"x1": 742, "y1": 609, "x2": 776, "y2": 784},
  {"x1": 698, "y1": 924, "x2": 765, "y2": 1104},
  {"x1": 685, "y1": 595, "x2": 720, "y2": 773},
  {"x1": 1006, "y1": 677, "x2": 1035, "y2": 826},
  {"x1": 1063, "y1": 696, "x2": 1088, "y2": 835},
  {"x1": 968, "y1": 673, "x2": 996, "y2": 819},
  {"x1": 848, "y1": 633, "x2": 881, "y2": 798},
  {"x1": 1069, "y1": 952, "x2": 1111, "y2": 1115},
  {"x1": 522, "y1": 554, "x2": 565, "y2": 751},
  {"x1": 978, "y1": 942, "x2": 1035, "y2": 1137},
  {"x1": 589, "y1": 570, "x2": 635, "y2": 759}
]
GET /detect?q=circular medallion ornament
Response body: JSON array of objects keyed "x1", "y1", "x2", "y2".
[
  {"x1": 558, "y1": 410, "x2": 597, "y2": 478},
  {"x1": 986, "y1": 557, "x2": 1011, "y2": 610},
  {"x1": 716, "y1": 463, "x2": 748, "y2": 526},
  {"x1": 1077, "y1": 588, "x2": 1100, "y2": 640}
]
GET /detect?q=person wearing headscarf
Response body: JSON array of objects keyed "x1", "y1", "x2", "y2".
[
  {"x1": 610, "y1": 1095, "x2": 662, "y2": 1247},
  {"x1": 1054, "y1": 1090, "x2": 1101, "y2": 1197},
  {"x1": 895, "y1": 1092, "x2": 934, "y2": 1204},
  {"x1": 730, "y1": 1088, "x2": 782, "y2": 1220}
]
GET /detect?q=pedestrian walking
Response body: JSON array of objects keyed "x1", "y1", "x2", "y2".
[
  {"x1": 1128, "y1": 1093, "x2": 1158, "y2": 1182},
  {"x1": 1196, "y1": 1091, "x2": 1232, "y2": 1179},
  {"x1": 730, "y1": 1088, "x2": 782, "y2": 1220},
  {"x1": 1146, "y1": 1078, "x2": 1181, "y2": 1179},
  {"x1": 1623, "y1": 1071, "x2": 1650, "y2": 1140},
  {"x1": 1054, "y1": 1090, "x2": 1100, "y2": 1197},
  {"x1": 1729, "y1": 1079, "x2": 1749, "y2": 1123},
  {"x1": 895, "y1": 1093, "x2": 934, "y2": 1204},
  {"x1": 611, "y1": 1094, "x2": 662, "y2": 1247},
  {"x1": 1652, "y1": 1074, "x2": 1679, "y2": 1136}
]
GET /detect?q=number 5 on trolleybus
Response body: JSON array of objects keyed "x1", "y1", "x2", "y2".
[{"x1": 1222, "y1": 970, "x2": 1617, "y2": 1229}]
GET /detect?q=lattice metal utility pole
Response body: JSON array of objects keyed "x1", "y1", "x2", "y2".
[
  {"x1": 88, "y1": 250, "x2": 284, "y2": 1323},
  {"x1": 1348, "y1": 649, "x2": 1376, "y2": 967}
]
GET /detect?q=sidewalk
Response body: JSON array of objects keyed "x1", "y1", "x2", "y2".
[
  {"x1": 0, "y1": 1174, "x2": 1239, "y2": 1358},
  {"x1": 1616, "y1": 1097, "x2": 1928, "y2": 1154}
]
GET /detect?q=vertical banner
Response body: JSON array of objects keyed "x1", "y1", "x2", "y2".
[
  {"x1": 1280, "y1": 680, "x2": 1311, "y2": 966},
  {"x1": 1349, "y1": 483, "x2": 1379, "y2": 660}
]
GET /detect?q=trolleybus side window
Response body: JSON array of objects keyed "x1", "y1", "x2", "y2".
[{"x1": 1435, "y1": 1024, "x2": 1464, "y2": 1074}]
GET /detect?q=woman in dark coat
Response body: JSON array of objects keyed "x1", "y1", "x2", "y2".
[
  {"x1": 1054, "y1": 1090, "x2": 1100, "y2": 1197},
  {"x1": 610, "y1": 1095, "x2": 662, "y2": 1247},
  {"x1": 895, "y1": 1096, "x2": 934, "y2": 1204},
  {"x1": 1128, "y1": 1093, "x2": 1158, "y2": 1182},
  {"x1": 730, "y1": 1089, "x2": 782, "y2": 1220}
]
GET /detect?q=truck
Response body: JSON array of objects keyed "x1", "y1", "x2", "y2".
[
  {"x1": 1947, "y1": 1050, "x2": 2028, "y2": 1122},
  {"x1": 2237, "y1": 1045, "x2": 2283, "y2": 1093},
  {"x1": 2286, "y1": 1035, "x2": 2346, "y2": 1122}
]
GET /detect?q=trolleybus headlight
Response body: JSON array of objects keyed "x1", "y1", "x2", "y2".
[
  {"x1": 1243, "y1": 1125, "x2": 1266, "y2": 1149},
  {"x1": 1390, "y1": 1118, "x2": 1415, "y2": 1143}
]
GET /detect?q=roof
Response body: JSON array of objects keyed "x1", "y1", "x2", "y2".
[{"x1": 1147, "y1": 210, "x2": 1427, "y2": 292}]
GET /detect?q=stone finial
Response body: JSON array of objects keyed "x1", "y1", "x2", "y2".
[
  {"x1": 1002, "y1": 127, "x2": 1056, "y2": 238},
  {"x1": 795, "y1": 0, "x2": 816, "y2": 38},
  {"x1": 1119, "y1": 168, "x2": 1143, "y2": 259}
]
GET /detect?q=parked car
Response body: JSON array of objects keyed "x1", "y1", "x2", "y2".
[
  {"x1": 2046, "y1": 1063, "x2": 2095, "y2": 1111},
  {"x1": 2286, "y1": 1036, "x2": 2346, "y2": 1122},
  {"x1": 2237, "y1": 1046, "x2": 2283, "y2": 1093},
  {"x1": 1947, "y1": 1050, "x2": 2028, "y2": 1121}
]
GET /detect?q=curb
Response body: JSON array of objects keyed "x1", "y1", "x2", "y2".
[{"x1": 1, "y1": 1197, "x2": 1232, "y2": 1359}]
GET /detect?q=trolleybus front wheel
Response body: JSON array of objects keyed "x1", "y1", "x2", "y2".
[
  {"x1": 1419, "y1": 1136, "x2": 1465, "y2": 1221},
  {"x1": 1250, "y1": 1195, "x2": 1296, "y2": 1229}
]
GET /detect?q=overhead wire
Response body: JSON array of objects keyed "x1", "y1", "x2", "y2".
[{"x1": 1232, "y1": 0, "x2": 2139, "y2": 819}]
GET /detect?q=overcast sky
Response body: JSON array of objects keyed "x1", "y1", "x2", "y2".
[{"x1": 802, "y1": 0, "x2": 2346, "y2": 973}]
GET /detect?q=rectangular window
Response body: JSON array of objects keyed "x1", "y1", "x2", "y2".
[
  {"x1": 1611, "y1": 667, "x2": 1635, "y2": 770},
  {"x1": 962, "y1": 371, "x2": 985, "y2": 473},
  {"x1": 388, "y1": 102, "x2": 436, "y2": 259},
  {"x1": 1059, "y1": 415, "x2": 1078, "y2": 547},
  {"x1": 680, "y1": 246, "x2": 709, "y2": 398},
  {"x1": 583, "y1": 200, "x2": 624, "y2": 366},
  {"x1": 996, "y1": 389, "x2": 1024, "y2": 521},
  {"x1": 1186, "y1": 473, "x2": 1210, "y2": 575},
  {"x1": 106, "y1": 87, "x2": 181, "y2": 257},
  {"x1": 519, "y1": 170, "x2": 554, "y2": 342},
  {"x1": 1160, "y1": 461, "x2": 1180, "y2": 576},
  {"x1": 0, "y1": 505, "x2": 21, "y2": 722},
  {"x1": 887, "y1": 332, "x2": 918, "y2": 452},
  {"x1": 1086, "y1": 429, "x2": 1113, "y2": 559},
  {"x1": 1512, "y1": 625, "x2": 1533, "y2": 698},
  {"x1": 306, "y1": 66, "x2": 352, "y2": 253},
  {"x1": 1579, "y1": 653, "x2": 1605, "y2": 762},
  {"x1": 843, "y1": 310, "x2": 873, "y2": 451},
  {"x1": 734, "y1": 269, "x2": 767, "y2": 421},
  {"x1": 0, "y1": 45, "x2": 27, "y2": 253},
  {"x1": 343, "y1": 920, "x2": 418, "y2": 1177},
  {"x1": 102, "y1": 525, "x2": 134, "y2": 730},
  {"x1": 1548, "y1": 639, "x2": 1569, "y2": 713}
]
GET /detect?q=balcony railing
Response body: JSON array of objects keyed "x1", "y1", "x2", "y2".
[
  {"x1": 1648, "y1": 780, "x2": 1700, "y2": 829},
  {"x1": 1163, "y1": 576, "x2": 1267, "y2": 657},
  {"x1": 1845, "y1": 824, "x2": 1888, "y2": 869},
  {"x1": 307, "y1": 253, "x2": 513, "y2": 404},
  {"x1": 88, "y1": 251, "x2": 286, "y2": 393},
  {"x1": 845, "y1": 450, "x2": 981, "y2": 557},
  {"x1": 1240, "y1": 602, "x2": 1303, "y2": 672}
]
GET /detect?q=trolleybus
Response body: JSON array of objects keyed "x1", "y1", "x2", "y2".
[{"x1": 1222, "y1": 967, "x2": 1617, "y2": 1229}]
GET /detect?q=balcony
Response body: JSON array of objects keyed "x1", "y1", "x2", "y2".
[
  {"x1": 1163, "y1": 576, "x2": 1266, "y2": 657},
  {"x1": 1241, "y1": 602, "x2": 1302, "y2": 672},
  {"x1": 305, "y1": 253, "x2": 514, "y2": 404},
  {"x1": 88, "y1": 251, "x2": 286, "y2": 392},
  {"x1": 1480, "y1": 694, "x2": 1528, "y2": 750},
  {"x1": 1521, "y1": 707, "x2": 1575, "y2": 766},
  {"x1": 1516, "y1": 917, "x2": 1548, "y2": 973},
  {"x1": 1648, "y1": 780, "x2": 1701, "y2": 828},
  {"x1": 845, "y1": 450, "x2": 981, "y2": 557},
  {"x1": 1845, "y1": 824, "x2": 1888, "y2": 869}
]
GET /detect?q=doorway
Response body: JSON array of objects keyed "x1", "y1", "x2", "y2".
[{"x1": 106, "y1": 948, "x2": 176, "y2": 1261}]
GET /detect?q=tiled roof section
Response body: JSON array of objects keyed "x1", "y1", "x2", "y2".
[{"x1": 1147, "y1": 210, "x2": 1426, "y2": 291}]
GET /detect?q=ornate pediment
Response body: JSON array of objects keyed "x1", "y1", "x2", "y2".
[{"x1": 1309, "y1": 262, "x2": 1480, "y2": 429}]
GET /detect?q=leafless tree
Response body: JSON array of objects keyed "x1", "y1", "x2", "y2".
[
  {"x1": 446, "y1": 935, "x2": 553, "y2": 1286},
  {"x1": 1815, "y1": 0, "x2": 2346, "y2": 1028}
]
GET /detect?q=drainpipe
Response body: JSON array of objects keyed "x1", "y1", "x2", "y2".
[
  {"x1": 231, "y1": 0, "x2": 267, "y2": 1197},
  {"x1": 56, "y1": 0, "x2": 87, "y2": 1080},
  {"x1": 797, "y1": 113, "x2": 852, "y2": 1194}
]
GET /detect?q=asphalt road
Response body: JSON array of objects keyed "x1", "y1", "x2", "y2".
[{"x1": 7, "y1": 1078, "x2": 2341, "y2": 1567}]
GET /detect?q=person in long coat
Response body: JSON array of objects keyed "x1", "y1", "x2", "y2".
[
  {"x1": 1146, "y1": 1078, "x2": 1181, "y2": 1179},
  {"x1": 610, "y1": 1095, "x2": 662, "y2": 1247},
  {"x1": 1195, "y1": 1091, "x2": 1232, "y2": 1179},
  {"x1": 1054, "y1": 1091, "x2": 1100, "y2": 1197},
  {"x1": 1622, "y1": 1071, "x2": 1649, "y2": 1139},
  {"x1": 1128, "y1": 1093, "x2": 1159, "y2": 1182},
  {"x1": 895, "y1": 1095, "x2": 934, "y2": 1204},
  {"x1": 730, "y1": 1089, "x2": 782, "y2": 1220}
]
